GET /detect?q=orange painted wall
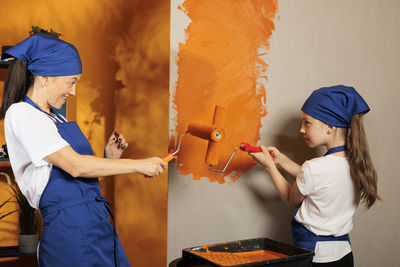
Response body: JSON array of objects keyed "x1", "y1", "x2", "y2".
[
  {"x1": 171, "y1": 0, "x2": 279, "y2": 184},
  {"x1": 0, "y1": 0, "x2": 169, "y2": 266}
]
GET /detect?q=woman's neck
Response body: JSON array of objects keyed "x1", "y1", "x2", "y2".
[{"x1": 26, "y1": 87, "x2": 50, "y2": 113}]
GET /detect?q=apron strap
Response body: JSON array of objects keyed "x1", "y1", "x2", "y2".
[
  {"x1": 324, "y1": 145, "x2": 346, "y2": 156},
  {"x1": 291, "y1": 217, "x2": 350, "y2": 252},
  {"x1": 95, "y1": 196, "x2": 120, "y2": 267},
  {"x1": 23, "y1": 95, "x2": 66, "y2": 124}
]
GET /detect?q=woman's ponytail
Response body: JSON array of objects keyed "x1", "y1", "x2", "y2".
[
  {"x1": 0, "y1": 59, "x2": 33, "y2": 119},
  {"x1": 346, "y1": 113, "x2": 380, "y2": 209}
]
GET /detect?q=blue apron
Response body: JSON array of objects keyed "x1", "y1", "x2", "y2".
[
  {"x1": 24, "y1": 97, "x2": 131, "y2": 267},
  {"x1": 291, "y1": 145, "x2": 350, "y2": 252}
]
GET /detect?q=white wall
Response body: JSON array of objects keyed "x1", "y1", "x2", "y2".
[{"x1": 168, "y1": 1, "x2": 400, "y2": 266}]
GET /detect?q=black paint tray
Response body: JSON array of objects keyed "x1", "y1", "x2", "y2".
[{"x1": 180, "y1": 237, "x2": 314, "y2": 267}]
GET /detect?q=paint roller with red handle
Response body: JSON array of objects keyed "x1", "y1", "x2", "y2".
[
  {"x1": 239, "y1": 142, "x2": 274, "y2": 157},
  {"x1": 163, "y1": 106, "x2": 275, "y2": 173}
]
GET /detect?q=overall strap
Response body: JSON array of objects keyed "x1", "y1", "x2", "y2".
[
  {"x1": 23, "y1": 96, "x2": 66, "y2": 123},
  {"x1": 324, "y1": 145, "x2": 346, "y2": 156}
]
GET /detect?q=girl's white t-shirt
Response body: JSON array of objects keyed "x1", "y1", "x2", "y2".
[
  {"x1": 295, "y1": 155, "x2": 358, "y2": 263},
  {"x1": 4, "y1": 102, "x2": 69, "y2": 209}
]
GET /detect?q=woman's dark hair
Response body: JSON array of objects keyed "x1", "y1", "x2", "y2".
[
  {"x1": 346, "y1": 113, "x2": 380, "y2": 209},
  {"x1": 0, "y1": 59, "x2": 34, "y2": 119}
]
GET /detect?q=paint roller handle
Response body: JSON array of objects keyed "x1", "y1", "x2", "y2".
[
  {"x1": 239, "y1": 142, "x2": 274, "y2": 157},
  {"x1": 162, "y1": 152, "x2": 177, "y2": 163}
]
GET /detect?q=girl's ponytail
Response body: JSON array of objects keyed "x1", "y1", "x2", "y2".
[
  {"x1": 0, "y1": 59, "x2": 33, "y2": 119},
  {"x1": 346, "y1": 113, "x2": 380, "y2": 209}
]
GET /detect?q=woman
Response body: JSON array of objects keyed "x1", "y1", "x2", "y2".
[{"x1": 0, "y1": 33, "x2": 166, "y2": 266}]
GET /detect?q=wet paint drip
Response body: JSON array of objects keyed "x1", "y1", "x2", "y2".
[
  {"x1": 172, "y1": 0, "x2": 279, "y2": 183},
  {"x1": 190, "y1": 249, "x2": 287, "y2": 266}
]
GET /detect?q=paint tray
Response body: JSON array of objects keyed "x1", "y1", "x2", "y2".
[{"x1": 180, "y1": 237, "x2": 314, "y2": 267}]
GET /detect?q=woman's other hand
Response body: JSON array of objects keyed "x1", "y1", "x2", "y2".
[
  {"x1": 104, "y1": 130, "x2": 128, "y2": 159},
  {"x1": 138, "y1": 157, "x2": 167, "y2": 178}
]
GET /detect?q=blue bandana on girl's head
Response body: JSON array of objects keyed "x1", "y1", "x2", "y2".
[
  {"x1": 3, "y1": 33, "x2": 82, "y2": 76},
  {"x1": 301, "y1": 85, "x2": 370, "y2": 128}
]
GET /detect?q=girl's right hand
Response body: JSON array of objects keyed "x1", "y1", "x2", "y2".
[
  {"x1": 250, "y1": 145, "x2": 276, "y2": 170},
  {"x1": 137, "y1": 157, "x2": 167, "y2": 178},
  {"x1": 265, "y1": 146, "x2": 283, "y2": 165}
]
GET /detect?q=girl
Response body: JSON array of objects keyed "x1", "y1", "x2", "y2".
[
  {"x1": 250, "y1": 85, "x2": 379, "y2": 267},
  {"x1": 0, "y1": 33, "x2": 167, "y2": 266}
]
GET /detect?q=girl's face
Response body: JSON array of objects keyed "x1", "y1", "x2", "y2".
[
  {"x1": 45, "y1": 75, "x2": 81, "y2": 109},
  {"x1": 300, "y1": 111, "x2": 330, "y2": 148}
]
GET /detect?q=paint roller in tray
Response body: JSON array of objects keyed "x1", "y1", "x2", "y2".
[{"x1": 163, "y1": 105, "x2": 273, "y2": 173}]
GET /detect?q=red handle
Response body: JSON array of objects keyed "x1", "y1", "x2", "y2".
[{"x1": 239, "y1": 142, "x2": 274, "y2": 157}]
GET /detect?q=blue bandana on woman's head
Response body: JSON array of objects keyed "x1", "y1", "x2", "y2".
[
  {"x1": 301, "y1": 85, "x2": 370, "y2": 128},
  {"x1": 3, "y1": 33, "x2": 82, "y2": 76}
]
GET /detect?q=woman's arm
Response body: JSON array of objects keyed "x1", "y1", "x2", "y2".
[
  {"x1": 45, "y1": 145, "x2": 166, "y2": 178},
  {"x1": 250, "y1": 146, "x2": 304, "y2": 208}
]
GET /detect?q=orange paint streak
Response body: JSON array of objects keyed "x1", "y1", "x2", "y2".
[
  {"x1": 172, "y1": 0, "x2": 279, "y2": 183},
  {"x1": 190, "y1": 249, "x2": 287, "y2": 266}
]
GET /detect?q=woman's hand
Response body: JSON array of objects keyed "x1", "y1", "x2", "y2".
[
  {"x1": 104, "y1": 131, "x2": 128, "y2": 159},
  {"x1": 137, "y1": 157, "x2": 168, "y2": 178}
]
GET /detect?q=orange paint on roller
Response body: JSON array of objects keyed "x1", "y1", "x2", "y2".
[
  {"x1": 186, "y1": 105, "x2": 225, "y2": 166},
  {"x1": 187, "y1": 124, "x2": 224, "y2": 143},
  {"x1": 172, "y1": 0, "x2": 279, "y2": 183}
]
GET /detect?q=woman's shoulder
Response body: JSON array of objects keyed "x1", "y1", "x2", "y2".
[
  {"x1": 7, "y1": 102, "x2": 35, "y2": 113},
  {"x1": 5, "y1": 102, "x2": 51, "y2": 125}
]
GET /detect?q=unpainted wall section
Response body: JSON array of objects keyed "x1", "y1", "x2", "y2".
[{"x1": 168, "y1": 1, "x2": 400, "y2": 267}]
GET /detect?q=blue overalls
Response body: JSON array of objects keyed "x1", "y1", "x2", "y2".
[
  {"x1": 291, "y1": 145, "x2": 350, "y2": 252},
  {"x1": 24, "y1": 97, "x2": 131, "y2": 267}
]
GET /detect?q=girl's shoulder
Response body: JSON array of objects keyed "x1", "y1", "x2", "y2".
[{"x1": 302, "y1": 156, "x2": 349, "y2": 176}]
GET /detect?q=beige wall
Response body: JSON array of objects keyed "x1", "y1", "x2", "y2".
[{"x1": 168, "y1": 1, "x2": 400, "y2": 266}]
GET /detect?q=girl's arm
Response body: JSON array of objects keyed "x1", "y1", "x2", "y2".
[
  {"x1": 45, "y1": 145, "x2": 167, "y2": 178},
  {"x1": 268, "y1": 146, "x2": 301, "y2": 177},
  {"x1": 250, "y1": 146, "x2": 304, "y2": 208}
]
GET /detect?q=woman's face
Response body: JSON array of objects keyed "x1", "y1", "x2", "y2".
[
  {"x1": 299, "y1": 111, "x2": 330, "y2": 148},
  {"x1": 45, "y1": 74, "x2": 81, "y2": 109}
]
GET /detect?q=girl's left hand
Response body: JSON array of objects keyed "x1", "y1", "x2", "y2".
[
  {"x1": 104, "y1": 130, "x2": 128, "y2": 159},
  {"x1": 249, "y1": 145, "x2": 275, "y2": 171}
]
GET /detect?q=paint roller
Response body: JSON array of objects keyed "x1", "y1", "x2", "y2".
[
  {"x1": 163, "y1": 105, "x2": 237, "y2": 173},
  {"x1": 188, "y1": 105, "x2": 225, "y2": 167},
  {"x1": 163, "y1": 106, "x2": 274, "y2": 173}
]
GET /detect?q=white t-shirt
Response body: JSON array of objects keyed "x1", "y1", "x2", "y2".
[
  {"x1": 295, "y1": 155, "x2": 358, "y2": 263},
  {"x1": 4, "y1": 102, "x2": 69, "y2": 209}
]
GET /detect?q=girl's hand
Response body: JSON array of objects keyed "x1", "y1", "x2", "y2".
[
  {"x1": 104, "y1": 131, "x2": 128, "y2": 159},
  {"x1": 265, "y1": 146, "x2": 282, "y2": 164},
  {"x1": 138, "y1": 157, "x2": 168, "y2": 178},
  {"x1": 250, "y1": 145, "x2": 281, "y2": 170},
  {"x1": 249, "y1": 145, "x2": 273, "y2": 170}
]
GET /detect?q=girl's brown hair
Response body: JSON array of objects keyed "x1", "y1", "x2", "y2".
[
  {"x1": 0, "y1": 59, "x2": 34, "y2": 119},
  {"x1": 346, "y1": 113, "x2": 380, "y2": 209}
]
